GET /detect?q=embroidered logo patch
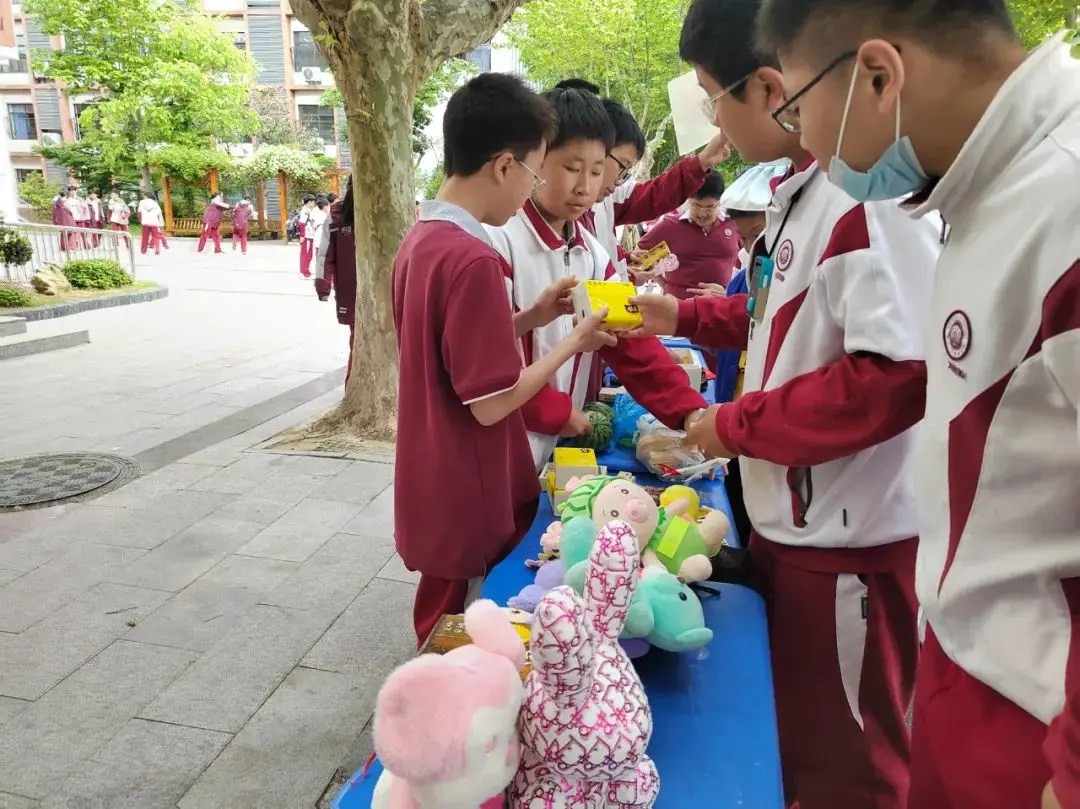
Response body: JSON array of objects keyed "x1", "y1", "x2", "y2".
[
  {"x1": 776, "y1": 239, "x2": 794, "y2": 271},
  {"x1": 724, "y1": 228, "x2": 733, "y2": 238},
  {"x1": 943, "y1": 310, "x2": 972, "y2": 361}
]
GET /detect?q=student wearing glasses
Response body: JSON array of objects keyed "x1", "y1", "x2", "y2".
[{"x1": 630, "y1": 0, "x2": 942, "y2": 806}]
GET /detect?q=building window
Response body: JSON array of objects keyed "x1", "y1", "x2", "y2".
[
  {"x1": 7, "y1": 103, "x2": 37, "y2": 140},
  {"x1": 233, "y1": 32, "x2": 247, "y2": 51},
  {"x1": 298, "y1": 105, "x2": 335, "y2": 144},
  {"x1": 465, "y1": 45, "x2": 491, "y2": 73},
  {"x1": 15, "y1": 168, "x2": 41, "y2": 184},
  {"x1": 72, "y1": 102, "x2": 95, "y2": 139},
  {"x1": 0, "y1": 33, "x2": 28, "y2": 74},
  {"x1": 292, "y1": 30, "x2": 328, "y2": 72}
]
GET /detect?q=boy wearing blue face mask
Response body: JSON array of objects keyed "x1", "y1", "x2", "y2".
[
  {"x1": 630, "y1": 0, "x2": 942, "y2": 806},
  {"x1": 758, "y1": 2, "x2": 1080, "y2": 808}
]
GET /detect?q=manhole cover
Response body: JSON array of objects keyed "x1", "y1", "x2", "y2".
[{"x1": 0, "y1": 453, "x2": 141, "y2": 511}]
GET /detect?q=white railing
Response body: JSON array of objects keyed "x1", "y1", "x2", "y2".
[{"x1": 1, "y1": 222, "x2": 138, "y2": 286}]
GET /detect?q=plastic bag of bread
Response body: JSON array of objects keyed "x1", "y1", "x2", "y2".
[{"x1": 634, "y1": 414, "x2": 725, "y2": 483}]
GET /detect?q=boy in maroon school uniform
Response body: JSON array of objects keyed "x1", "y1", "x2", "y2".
[{"x1": 393, "y1": 73, "x2": 616, "y2": 645}]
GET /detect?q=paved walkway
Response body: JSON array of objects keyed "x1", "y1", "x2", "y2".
[{"x1": 0, "y1": 242, "x2": 414, "y2": 808}]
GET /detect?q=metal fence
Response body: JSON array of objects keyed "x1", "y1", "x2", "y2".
[{"x1": 1, "y1": 222, "x2": 138, "y2": 286}]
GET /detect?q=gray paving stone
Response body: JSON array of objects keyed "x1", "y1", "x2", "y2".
[
  {"x1": 134, "y1": 391, "x2": 229, "y2": 415},
  {"x1": 140, "y1": 603, "x2": 338, "y2": 733},
  {"x1": 0, "y1": 506, "x2": 70, "y2": 542},
  {"x1": 0, "y1": 544, "x2": 148, "y2": 633},
  {"x1": 376, "y1": 553, "x2": 420, "y2": 585},
  {"x1": 0, "y1": 640, "x2": 197, "y2": 799},
  {"x1": 236, "y1": 498, "x2": 365, "y2": 563},
  {"x1": 261, "y1": 532, "x2": 395, "y2": 615},
  {"x1": 0, "y1": 583, "x2": 172, "y2": 701},
  {"x1": 301, "y1": 577, "x2": 416, "y2": 678},
  {"x1": 284, "y1": 456, "x2": 356, "y2": 477},
  {"x1": 91, "y1": 463, "x2": 219, "y2": 508},
  {"x1": 338, "y1": 485, "x2": 394, "y2": 540},
  {"x1": 212, "y1": 495, "x2": 304, "y2": 525},
  {"x1": 0, "y1": 792, "x2": 37, "y2": 808},
  {"x1": 0, "y1": 570, "x2": 21, "y2": 587},
  {"x1": 178, "y1": 666, "x2": 378, "y2": 809},
  {"x1": 0, "y1": 698, "x2": 28, "y2": 728},
  {"x1": 108, "y1": 518, "x2": 265, "y2": 592},
  {"x1": 41, "y1": 719, "x2": 231, "y2": 809},
  {"x1": 244, "y1": 470, "x2": 327, "y2": 505},
  {"x1": 311, "y1": 461, "x2": 393, "y2": 507},
  {"x1": 0, "y1": 532, "x2": 86, "y2": 574},
  {"x1": 186, "y1": 453, "x2": 298, "y2": 495},
  {"x1": 124, "y1": 555, "x2": 298, "y2": 652}
]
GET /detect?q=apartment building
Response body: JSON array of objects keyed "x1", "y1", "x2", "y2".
[{"x1": 0, "y1": 0, "x2": 517, "y2": 220}]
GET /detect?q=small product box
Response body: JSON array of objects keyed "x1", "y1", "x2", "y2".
[
  {"x1": 552, "y1": 447, "x2": 599, "y2": 488},
  {"x1": 572, "y1": 280, "x2": 643, "y2": 331},
  {"x1": 637, "y1": 241, "x2": 672, "y2": 272},
  {"x1": 420, "y1": 614, "x2": 533, "y2": 682},
  {"x1": 668, "y1": 347, "x2": 705, "y2": 391}
]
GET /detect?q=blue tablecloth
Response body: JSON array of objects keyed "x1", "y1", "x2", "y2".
[{"x1": 334, "y1": 476, "x2": 782, "y2": 809}]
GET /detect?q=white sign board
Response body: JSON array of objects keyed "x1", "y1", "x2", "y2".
[{"x1": 668, "y1": 70, "x2": 721, "y2": 156}]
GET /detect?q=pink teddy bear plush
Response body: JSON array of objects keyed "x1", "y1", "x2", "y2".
[
  {"x1": 512, "y1": 520, "x2": 659, "y2": 808},
  {"x1": 372, "y1": 599, "x2": 527, "y2": 809}
]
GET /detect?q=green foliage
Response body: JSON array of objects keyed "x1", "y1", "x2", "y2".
[
  {"x1": 1008, "y1": 0, "x2": 1077, "y2": 49},
  {"x1": 508, "y1": 0, "x2": 683, "y2": 174},
  {"x1": 0, "y1": 226, "x2": 34, "y2": 266},
  {"x1": 17, "y1": 172, "x2": 61, "y2": 218},
  {"x1": 252, "y1": 86, "x2": 324, "y2": 152},
  {"x1": 413, "y1": 59, "x2": 475, "y2": 159},
  {"x1": 62, "y1": 259, "x2": 133, "y2": 290},
  {"x1": 416, "y1": 165, "x2": 445, "y2": 200},
  {"x1": 230, "y1": 145, "x2": 331, "y2": 186},
  {"x1": 0, "y1": 285, "x2": 33, "y2": 308},
  {"x1": 25, "y1": 0, "x2": 258, "y2": 181},
  {"x1": 148, "y1": 145, "x2": 233, "y2": 183}
]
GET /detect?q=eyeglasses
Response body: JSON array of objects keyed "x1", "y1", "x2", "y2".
[
  {"x1": 699, "y1": 72, "x2": 754, "y2": 124},
  {"x1": 607, "y1": 153, "x2": 634, "y2": 185},
  {"x1": 516, "y1": 159, "x2": 547, "y2": 194},
  {"x1": 771, "y1": 51, "x2": 857, "y2": 134}
]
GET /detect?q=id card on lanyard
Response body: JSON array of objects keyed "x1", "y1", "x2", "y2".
[{"x1": 746, "y1": 182, "x2": 808, "y2": 323}]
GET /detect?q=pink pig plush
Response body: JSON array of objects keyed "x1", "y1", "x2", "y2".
[
  {"x1": 512, "y1": 520, "x2": 659, "y2": 808},
  {"x1": 372, "y1": 599, "x2": 527, "y2": 809}
]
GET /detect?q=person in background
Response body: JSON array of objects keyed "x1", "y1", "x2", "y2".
[
  {"x1": 88, "y1": 190, "x2": 103, "y2": 246},
  {"x1": 635, "y1": 171, "x2": 740, "y2": 300},
  {"x1": 297, "y1": 194, "x2": 317, "y2": 277},
  {"x1": 630, "y1": 0, "x2": 944, "y2": 805},
  {"x1": 487, "y1": 84, "x2": 708, "y2": 471},
  {"x1": 107, "y1": 192, "x2": 131, "y2": 247},
  {"x1": 137, "y1": 191, "x2": 165, "y2": 256},
  {"x1": 51, "y1": 188, "x2": 76, "y2": 252},
  {"x1": 557, "y1": 78, "x2": 730, "y2": 280},
  {"x1": 327, "y1": 192, "x2": 338, "y2": 205},
  {"x1": 755, "y1": 0, "x2": 1080, "y2": 806},
  {"x1": 394, "y1": 73, "x2": 613, "y2": 644},
  {"x1": 63, "y1": 188, "x2": 86, "y2": 249},
  {"x1": 197, "y1": 192, "x2": 230, "y2": 254},
  {"x1": 232, "y1": 195, "x2": 253, "y2": 255},
  {"x1": 310, "y1": 196, "x2": 330, "y2": 268},
  {"x1": 315, "y1": 178, "x2": 356, "y2": 389}
]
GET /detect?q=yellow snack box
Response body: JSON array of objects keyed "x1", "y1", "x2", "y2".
[
  {"x1": 638, "y1": 241, "x2": 672, "y2": 272},
  {"x1": 572, "y1": 280, "x2": 643, "y2": 330}
]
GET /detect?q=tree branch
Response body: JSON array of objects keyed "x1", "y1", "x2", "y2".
[{"x1": 418, "y1": 0, "x2": 529, "y2": 72}]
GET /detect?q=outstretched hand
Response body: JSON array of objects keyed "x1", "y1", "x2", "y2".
[
  {"x1": 627, "y1": 293, "x2": 679, "y2": 337},
  {"x1": 531, "y1": 277, "x2": 578, "y2": 327},
  {"x1": 698, "y1": 131, "x2": 732, "y2": 170}
]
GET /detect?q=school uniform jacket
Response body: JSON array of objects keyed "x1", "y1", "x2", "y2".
[
  {"x1": 488, "y1": 200, "x2": 707, "y2": 470},
  {"x1": 909, "y1": 34, "x2": 1080, "y2": 730},
  {"x1": 583, "y1": 155, "x2": 708, "y2": 280},
  {"x1": 675, "y1": 161, "x2": 941, "y2": 552}
]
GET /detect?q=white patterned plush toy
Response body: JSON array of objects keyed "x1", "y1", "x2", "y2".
[{"x1": 511, "y1": 520, "x2": 658, "y2": 808}]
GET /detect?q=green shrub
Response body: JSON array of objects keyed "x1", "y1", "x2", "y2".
[
  {"x1": 62, "y1": 259, "x2": 133, "y2": 290},
  {"x1": 0, "y1": 226, "x2": 34, "y2": 266},
  {"x1": 0, "y1": 285, "x2": 32, "y2": 308}
]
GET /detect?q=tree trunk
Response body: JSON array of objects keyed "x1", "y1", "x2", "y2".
[
  {"x1": 334, "y1": 50, "x2": 415, "y2": 440},
  {"x1": 635, "y1": 114, "x2": 672, "y2": 181}
]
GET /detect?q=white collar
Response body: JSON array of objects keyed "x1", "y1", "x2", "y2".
[
  {"x1": 911, "y1": 33, "x2": 1080, "y2": 224},
  {"x1": 419, "y1": 200, "x2": 491, "y2": 245}
]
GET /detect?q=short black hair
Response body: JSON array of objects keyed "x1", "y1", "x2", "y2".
[
  {"x1": 242, "y1": 195, "x2": 251, "y2": 201},
  {"x1": 693, "y1": 171, "x2": 726, "y2": 200},
  {"x1": 443, "y1": 73, "x2": 555, "y2": 177},
  {"x1": 327, "y1": 192, "x2": 338, "y2": 203},
  {"x1": 681, "y1": 0, "x2": 778, "y2": 98},
  {"x1": 543, "y1": 86, "x2": 615, "y2": 152},
  {"x1": 757, "y1": 0, "x2": 1016, "y2": 62},
  {"x1": 554, "y1": 78, "x2": 601, "y2": 94},
  {"x1": 302, "y1": 194, "x2": 316, "y2": 203},
  {"x1": 602, "y1": 99, "x2": 646, "y2": 156},
  {"x1": 727, "y1": 208, "x2": 764, "y2": 219}
]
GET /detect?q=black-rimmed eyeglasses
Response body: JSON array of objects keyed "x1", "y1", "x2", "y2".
[{"x1": 771, "y1": 51, "x2": 858, "y2": 134}]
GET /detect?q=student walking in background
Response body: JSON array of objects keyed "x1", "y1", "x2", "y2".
[
  {"x1": 315, "y1": 178, "x2": 356, "y2": 390},
  {"x1": 107, "y1": 192, "x2": 131, "y2": 247},
  {"x1": 297, "y1": 194, "x2": 317, "y2": 277},
  {"x1": 88, "y1": 191, "x2": 103, "y2": 246},
  {"x1": 137, "y1": 192, "x2": 166, "y2": 256},
  {"x1": 232, "y1": 196, "x2": 253, "y2": 254},
  {"x1": 310, "y1": 196, "x2": 329, "y2": 268},
  {"x1": 51, "y1": 189, "x2": 76, "y2": 252},
  {"x1": 197, "y1": 192, "x2": 230, "y2": 254}
]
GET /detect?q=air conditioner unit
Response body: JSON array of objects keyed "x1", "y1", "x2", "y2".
[
  {"x1": 40, "y1": 132, "x2": 63, "y2": 146},
  {"x1": 302, "y1": 66, "x2": 324, "y2": 84}
]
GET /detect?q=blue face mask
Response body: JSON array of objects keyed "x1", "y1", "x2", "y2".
[{"x1": 826, "y1": 64, "x2": 929, "y2": 202}]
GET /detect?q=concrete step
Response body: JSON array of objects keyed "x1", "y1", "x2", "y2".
[
  {"x1": 0, "y1": 329, "x2": 89, "y2": 360},
  {"x1": 0, "y1": 316, "x2": 27, "y2": 338}
]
